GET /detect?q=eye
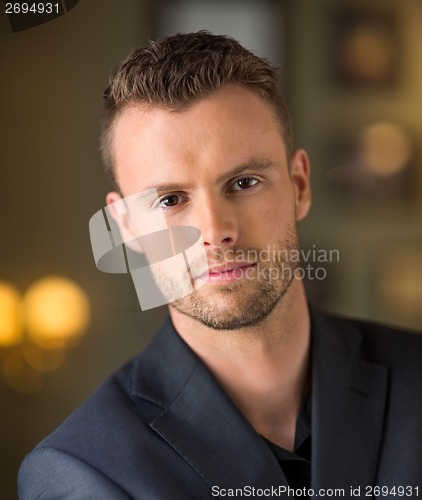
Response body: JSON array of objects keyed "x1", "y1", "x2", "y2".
[
  {"x1": 158, "y1": 194, "x2": 185, "y2": 208},
  {"x1": 231, "y1": 177, "x2": 259, "y2": 191}
]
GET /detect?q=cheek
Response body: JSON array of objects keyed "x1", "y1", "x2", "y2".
[{"x1": 238, "y1": 192, "x2": 296, "y2": 246}]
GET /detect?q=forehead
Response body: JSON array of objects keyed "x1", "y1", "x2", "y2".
[{"x1": 111, "y1": 86, "x2": 286, "y2": 194}]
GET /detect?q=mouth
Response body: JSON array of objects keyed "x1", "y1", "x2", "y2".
[{"x1": 198, "y1": 262, "x2": 257, "y2": 284}]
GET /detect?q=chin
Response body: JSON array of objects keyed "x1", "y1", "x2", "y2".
[{"x1": 170, "y1": 276, "x2": 288, "y2": 331}]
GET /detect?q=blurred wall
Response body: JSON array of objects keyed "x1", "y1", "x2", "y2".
[{"x1": 289, "y1": 0, "x2": 422, "y2": 328}]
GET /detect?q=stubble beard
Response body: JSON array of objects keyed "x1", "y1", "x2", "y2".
[{"x1": 169, "y1": 227, "x2": 301, "y2": 331}]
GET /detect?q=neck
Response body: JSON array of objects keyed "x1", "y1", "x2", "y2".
[{"x1": 169, "y1": 279, "x2": 311, "y2": 450}]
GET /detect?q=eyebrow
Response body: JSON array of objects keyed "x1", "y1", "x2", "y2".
[
  {"x1": 217, "y1": 159, "x2": 275, "y2": 183},
  {"x1": 139, "y1": 159, "x2": 276, "y2": 195}
]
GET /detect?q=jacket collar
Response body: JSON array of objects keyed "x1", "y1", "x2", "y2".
[
  {"x1": 130, "y1": 308, "x2": 388, "y2": 490},
  {"x1": 310, "y1": 308, "x2": 388, "y2": 489},
  {"x1": 131, "y1": 317, "x2": 288, "y2": 489}
]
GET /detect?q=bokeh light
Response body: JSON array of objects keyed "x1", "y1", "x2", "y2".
[
  {"x1": 24, "y1": 276, "x2": 90, "y2": 349},
  {"x1": 0, "y1": 282, "x2": 24, "y2": 347},
  {"x1": 359, "y1": 122, "x2": 412, "y2": 177}
]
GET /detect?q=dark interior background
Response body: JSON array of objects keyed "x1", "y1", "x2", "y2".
[{"x1": 1, "y1": 1, "x2": 421, "y2": 498}]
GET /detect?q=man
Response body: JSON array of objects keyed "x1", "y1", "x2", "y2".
[{"x1": 19, "y1": 31, "x2": 422, "y2": 499}]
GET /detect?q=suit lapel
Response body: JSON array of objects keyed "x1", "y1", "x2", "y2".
[
  {"x1": 131, "y1": 319, "x2": 288, "y2": 490},
  {"x1": 131, "y1": 310, "x2": 389, "y2": 491},
  {"x1": 310, "y1": 309, "x2": 388, "y2": 490}
]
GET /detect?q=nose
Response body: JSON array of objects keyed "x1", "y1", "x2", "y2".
[{"x1": 194, "y1": 193, "x2": 238, "y2": 249}]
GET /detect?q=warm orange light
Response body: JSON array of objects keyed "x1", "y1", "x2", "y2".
[
  {"x1": 0, "y1": 282, "x2": 23, "y2": 347},
  {"x1": 24, "y1": 276, "x2": 90, "y2": 349},
  {"x1": 360, "y1": 122, "x2": 412, "y2": 177}
]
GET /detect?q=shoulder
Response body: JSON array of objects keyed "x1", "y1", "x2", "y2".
[
  {"x1": 18, "y1": 317, "x2": 200, "y2": 498},
  {"x1": 18, "y1": 356, "x2": 161, "y2": 499},
  {"x1": 18, "y1": 446, "x2": 132, "y2": 499},
  {"x1": 30, "y1": 353, "x2": 162, "y2": 449},
  {"x1": 314, "y1": 307, "x2": 422, "y2": 367}
]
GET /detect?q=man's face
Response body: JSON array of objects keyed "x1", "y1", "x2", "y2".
[{"x1": 107, "y1": 85, "x2": 311, "y2": 330}]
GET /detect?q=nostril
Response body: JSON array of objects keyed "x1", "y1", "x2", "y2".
[{"x1": 203, "y1": 237, "x2": 233, "y2": 247}]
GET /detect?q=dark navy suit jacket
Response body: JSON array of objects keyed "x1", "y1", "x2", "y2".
[{"x1": 18, "y1": 309, "x2": 422, "y2": 499}]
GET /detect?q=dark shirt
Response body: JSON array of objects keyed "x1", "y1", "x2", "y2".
[{"x1": 262, "y1": 394, "x2": 311, "y2": 491}]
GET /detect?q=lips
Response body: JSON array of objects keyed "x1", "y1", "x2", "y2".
[
  {"x1": 194, "y1": 262, "x2": 257, "y2": 284},
  {"x1": 208, "y1": 263, "x2": 255, "y2": 275}
]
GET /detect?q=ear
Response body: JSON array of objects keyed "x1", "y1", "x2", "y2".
[
  {"x1": 106, "y1": 191, "x2": 143, "y2": 252},
  {"x1": 290, "y1": 149, "x2": 312, "y2": 222}
]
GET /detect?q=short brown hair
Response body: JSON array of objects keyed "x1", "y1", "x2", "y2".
[{"x1": 101, "y1": 30, "x2": 294, "y2": 190}]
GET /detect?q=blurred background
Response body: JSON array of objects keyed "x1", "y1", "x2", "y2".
[{"x1": 1, "y1": 0, "x2": 421, "y2": 497}]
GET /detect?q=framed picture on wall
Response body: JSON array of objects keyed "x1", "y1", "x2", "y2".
[
  {"x1": 325, "y1": 121, "x2": 416, "y2": 201},
  {"x1": 330, "y1": 5, "x2": 400, "y2": 87}
]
